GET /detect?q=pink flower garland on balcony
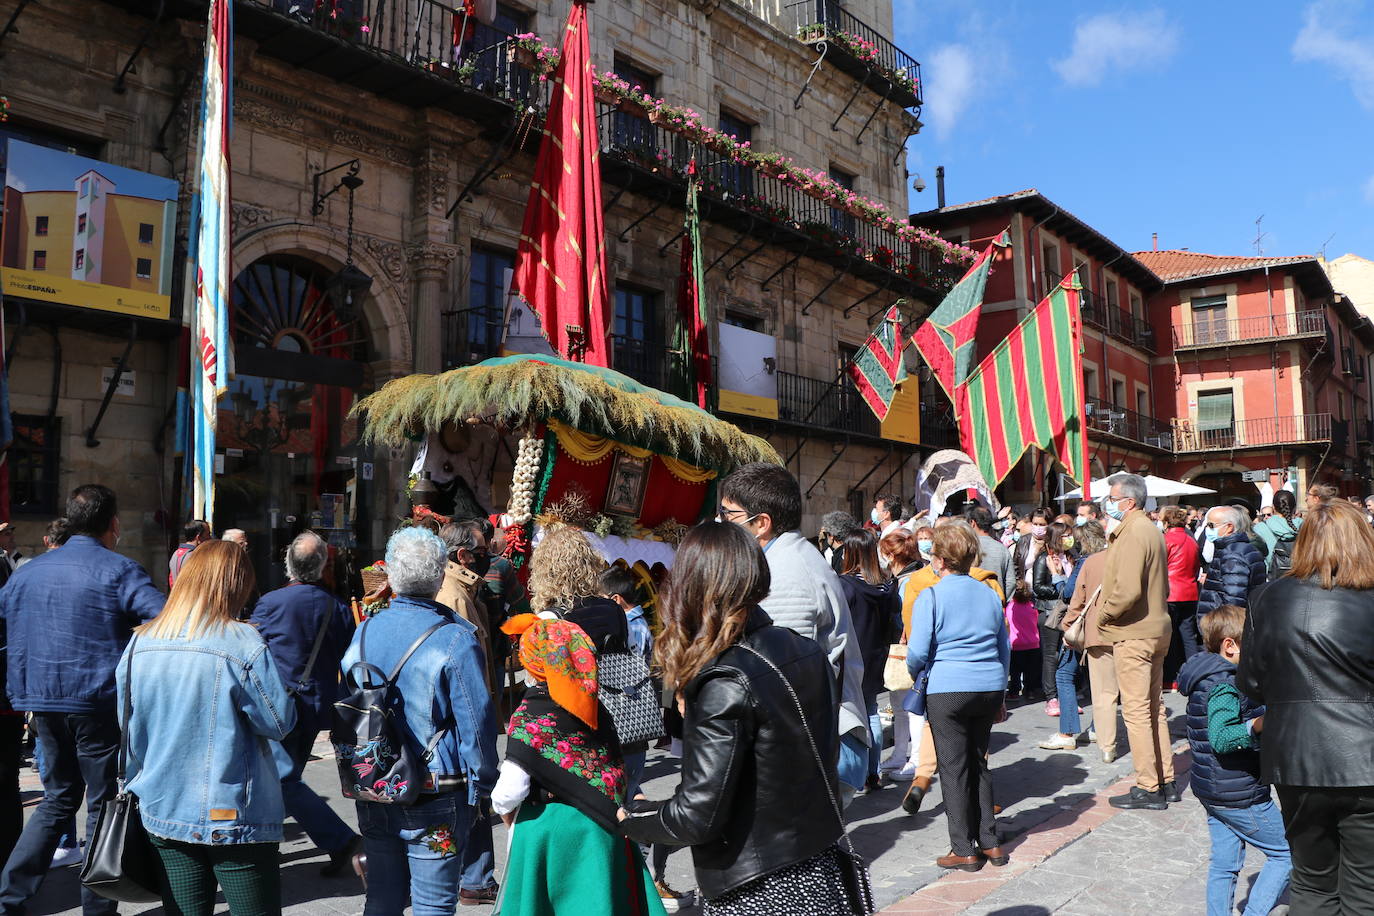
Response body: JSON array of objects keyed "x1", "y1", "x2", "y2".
[{"x1": 506, "y1": 39, "x2": 973, "y2": 267}]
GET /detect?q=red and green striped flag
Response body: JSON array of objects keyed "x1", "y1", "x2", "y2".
[
  {"x1": 847, "y1": 305, "x2": 908, "y2": 421},
  {"x1": 954, "y1": 272, "x2": 1090, "y2": 491},
  {"x1": 913, "y1": 229, "x2": 1010, "y2": 400}
]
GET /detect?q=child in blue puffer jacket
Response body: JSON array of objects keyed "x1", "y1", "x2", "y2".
[{"x1": 1177, "y1": 604, "x2": 1290, "y2": 916}]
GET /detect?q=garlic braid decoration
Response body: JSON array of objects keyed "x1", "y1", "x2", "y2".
[{"x1": 506, "y1": 435, "x2": 545, "y2": 525}]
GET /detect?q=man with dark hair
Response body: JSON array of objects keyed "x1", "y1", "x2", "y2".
[
  {"x1": 872, "y1": 493, "x2": 904, "y2": 539},
  {"x1": 250, "y1": 531, "x2": 361, "y2": 878},
  {"x1": 168, "y1": 518, "x2": 211, "y2": 587},
  {"x1": 1076, "y1": 502, "x2": 1102, "y2": 526},
  {"x1": 719, "y1": 462, "x2": 869, "y2": 798},
  {"x1": 0, "y1": 484, "x2": 163, "y2": 915},
  {"x1": 965, "y1": 506, "x2": 1014, "y2": 595}
]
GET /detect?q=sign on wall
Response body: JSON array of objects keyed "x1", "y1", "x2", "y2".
[
  {"x1": 717, "y1": 324, "x2": 778, "y2": 419},
  {"x1": 1, "y1": 140, "x2": 178, "y2": 319}
]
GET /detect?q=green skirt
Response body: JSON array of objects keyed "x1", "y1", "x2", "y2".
[{"x1": 497, "y1": 800, "x2": 668, "y2": 916}]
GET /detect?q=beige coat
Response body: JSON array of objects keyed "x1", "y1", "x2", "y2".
[
  {"x1": 436, "y1": 561, "x2": 489, "y2": 646},
  {"x1": 1097, "y1": 510, "x2": 1171, "y2": 643},
  {"x1": 1061, "y1": 551, "x2": 1110, "y2": 649}
]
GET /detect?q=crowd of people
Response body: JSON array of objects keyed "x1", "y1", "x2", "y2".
[{"x1": 0, "y1": 471, "x2": 1368, "y2": 915}]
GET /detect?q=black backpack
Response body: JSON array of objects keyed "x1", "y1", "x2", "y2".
[
  {"x1": 331, "y1": 619, "x2": 452, "y2": 805},
  {"x1": 1268, "y1": 520, "x2": 1297, "y2": 579}
]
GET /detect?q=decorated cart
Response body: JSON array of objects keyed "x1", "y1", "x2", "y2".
[{"x1": 353, "y1": 353, "x2": 780, "y2": 604}]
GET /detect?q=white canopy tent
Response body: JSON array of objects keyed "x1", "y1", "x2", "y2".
[{"x1": 1058, "y1": 475, "x2": 1217, "y2": 501}]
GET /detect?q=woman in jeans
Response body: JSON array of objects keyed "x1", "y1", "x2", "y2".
[
  {"x1": 119, "y1": 540, "x2": 296, "y2": 915},
  {"x1": 837, "y1": 527, "x2": 899, "y2": 792},
  {"x1": 906, "y1": 523, "x2": 1010, "y2": 872},
  {"x1": 1039, "y1": 522, "x2": 1107, "y2": 751},
  {"x1": 621, "y1": 522, "x2": 851, "y2": 915}
]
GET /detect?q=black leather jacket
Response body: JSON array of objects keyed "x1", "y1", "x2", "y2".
[
  {"x1": 1239, "y1": 576, "x2": 1374, "y2": 787},
  {"x1": 620, "y1": 607, "x2": 842, "y2": 899},
  {"x1": 1030, "y1": 552, "x2": 1063, "y2": 623}
]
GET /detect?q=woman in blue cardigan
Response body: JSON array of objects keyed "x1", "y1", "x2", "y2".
[{"x1": 907, "y1": 522, "x2": 1011, "y2": 873}]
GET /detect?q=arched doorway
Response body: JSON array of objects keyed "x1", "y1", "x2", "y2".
[{"x1": 215, "y1": 254, "x2": 375, "y2": 592}]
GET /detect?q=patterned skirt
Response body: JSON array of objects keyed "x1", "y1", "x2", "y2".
[{"x1": 702, "y1": 845, "x2": 851, "y2": 916}]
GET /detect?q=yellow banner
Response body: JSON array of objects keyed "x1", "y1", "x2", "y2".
[
  {"x1": 2, "y1": 269, "x2": 171, "y2": 319},
  {"x1": 880, "y1": 383, "x2": 921, "y2": 444},
  {"x1": 718, "y1": 389, "x2": 779, "y2": 420}
]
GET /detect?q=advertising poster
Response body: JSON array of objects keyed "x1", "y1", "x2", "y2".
[{"x1": 1, "y1": 139, "x2": 178, "y2": 319}]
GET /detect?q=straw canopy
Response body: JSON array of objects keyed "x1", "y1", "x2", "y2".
[{"x1": 353, "y1": 354, "x2": 781, "y2": 472}]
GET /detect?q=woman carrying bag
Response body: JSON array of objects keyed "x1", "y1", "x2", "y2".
[
  {"x1": 117, "y1": 540, "x2": 297, "y2": 915},
  {"x1": 620, "y1": 522, "x2": 870, "y2": 915}
]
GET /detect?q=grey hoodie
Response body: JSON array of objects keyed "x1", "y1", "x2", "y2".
[{"x1": 758, "y1": 531, "x2": 869, "y2": 743}]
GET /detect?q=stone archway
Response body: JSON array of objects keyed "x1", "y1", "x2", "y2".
[{"x1": 231, "y1": 221, "x2": 412, "y2": 373}]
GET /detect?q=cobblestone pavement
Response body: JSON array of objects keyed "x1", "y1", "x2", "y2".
[{"x1": 20, "y1": 689, "x2": 1281, "y2": 915}]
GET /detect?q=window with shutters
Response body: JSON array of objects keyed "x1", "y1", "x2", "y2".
[
  {"x1": 1196, "y1": 389, "x2": 1235, "y2": 448},
  {"x1": 1191, "y1": 295, "x2": 1228, "y2": 345}
]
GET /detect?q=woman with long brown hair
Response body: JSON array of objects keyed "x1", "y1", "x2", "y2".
[
  {"x1": 620, "y1": 522, "x2": 854, "y2": 915},
  {"x1": 838, "y1": 527, "x2": 899, "y2": 792},
  {"x1": 1239, "y1": 499, "x2": 1374, "y2": 912},
  {"x1": 118, "y1": 539, "x2": 297, "y2": 915}
]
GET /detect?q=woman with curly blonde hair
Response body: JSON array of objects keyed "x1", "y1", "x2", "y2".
[{"x1": 527, "y1": 524, "x2": 624, "y2": 652}]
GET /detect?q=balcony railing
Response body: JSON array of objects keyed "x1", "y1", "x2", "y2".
[
  {"x1": 1174, "y1": 413, "x2": 1334, "y2": 452},
  {"x1": 1049, "y1": 273, "x2": 1154, "y2": 352},
  {"x1": 776, "y1": 370, "x2": 880, "y2": 438},
  {"x1": 1173, "y1": 309, "x2": 1328, "y2": 349},
  {"x1": 919, "y1": 402, "x2": 960, "y2": 449},
  {"x1": 598, "y1": 106, "x2": 960, "y2": 295},
  {"x1": 610, "y1": 335, "x2": 697, "y2": 400},
  {"x1": 1086, "y1": 398, "x2": 1172, "y2": 451},
  {"x1": 240, "y1": 0, "x2": 547, "y2": 110},
  {"x1": 787, "y1": 0, "x2": 922, "y2": 109}
]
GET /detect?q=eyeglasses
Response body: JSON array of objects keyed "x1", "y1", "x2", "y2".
[{"x1": 717, "y1": 505, "x2": 759, "y2": 523}]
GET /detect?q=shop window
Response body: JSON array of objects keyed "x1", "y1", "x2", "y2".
[
  {"x1": 31, "y1": 250, "x2": 45, "y2": 270},
  {"x1": 34, "y1": 215, "x2": 47, "y2": 236},
  {"x1": 136, "y1": 258, "x2": 152, "y2": 279},
  {"x1": 138, "y1": 222, "x2": 154, "y2": 244},
  {"x1": 828, "y1": 166, "x2": 856, "y2": 237},
  {"x1": 9, "y1": 414, "x2": 61, "y2": 516},
  {"x1": 74, "y1": 250, "x2": 84, "y2": 270},
  {"x1": 613, "y1": 285, "x2": 660, "y2": 385},
  {"x1": 718, "y1": 112, "x2": 755, "y2": 198},
  {"x1": 1191, "y1": 294, "x2": 1228, "y2": 344},
  {"x1": 447, "y1": 246, "x2": 512, "y2": 368}
]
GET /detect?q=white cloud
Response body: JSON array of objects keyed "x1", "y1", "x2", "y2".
[
  {"x1": 1293, "y1": 0, "x2": 1374, "y2": 110},
  {"x1": 1052, "y1": 9, "x2": 1181, "y2": 87},
  {"x1": 924, "y1": 44, "x2": 976, "y2": 137}
]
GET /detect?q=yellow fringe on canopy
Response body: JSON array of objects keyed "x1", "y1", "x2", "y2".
[{"x1": 549, "y1": 419, "x2": 716, "y2": 483}]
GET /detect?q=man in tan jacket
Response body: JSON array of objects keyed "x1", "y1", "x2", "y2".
[{"x1": 1097, "y1": 473, "x2": 1177, "y2": 810}]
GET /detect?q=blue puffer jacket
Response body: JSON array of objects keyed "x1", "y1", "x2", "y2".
[
  {"x1": 1178, "y1": 651, "x2": 1268, "y2": 808},
  {"x1": 1197, "y1": 531, "x2": 1265, "y2": 618}
]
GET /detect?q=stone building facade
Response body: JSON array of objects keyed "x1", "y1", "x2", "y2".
[{"x1": 0, "y1": 0, "x2": 954, "y2": 580}]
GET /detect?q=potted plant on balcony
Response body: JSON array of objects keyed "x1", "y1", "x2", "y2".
[
  {"x1": 592, "y1": 70, "x2": 628, "y2": 106},
  {"x1": 510, "y1": 34, "x2": 541, "y2": 70},
  {"x1": 797, "y1": 21, "x2": 828, "y2": 43}
]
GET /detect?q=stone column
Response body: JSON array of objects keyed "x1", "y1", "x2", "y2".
[{"x1": 405, "y1": 241, "x2": 459, "y2": 374}]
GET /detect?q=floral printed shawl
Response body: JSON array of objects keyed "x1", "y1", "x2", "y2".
[{"x1": 506, "y1": 690, "x2": 625, "y2": 832}]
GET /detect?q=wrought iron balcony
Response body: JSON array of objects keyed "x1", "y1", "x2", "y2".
[
  {"x1": 1048, "y1": 273, "x2": 1154, "y2": 352},
  {"x1": 1085, "y1": 398, "x2": 1172, "y2": 451},
  {"x1": 787, "y1": 0, "x2": 922, "y2": 110},
  {"x1": 1172, "y1": 309, "x2": 1328, "y2": 350},
  {"x1": 919, "y1": 402, "x2": 961, "y2": 450},
  {"x1": 598, "y1": 106, "x2": 961, "y2": 300},
  {"x1": 1173, "y1": 413, "x2": 1334, "y2": 452},
  {"x1": 776, "y1": 369, "x2": 880, "y2": 438}
]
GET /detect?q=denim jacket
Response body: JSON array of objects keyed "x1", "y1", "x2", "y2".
[
  {"x1": 118, "y1": 623, "x2": 296, "y2": 844},
  {"x1": 340, "y1": 596, "x2": 498, "y2": 805}
]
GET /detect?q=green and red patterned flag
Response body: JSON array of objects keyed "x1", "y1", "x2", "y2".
[
  {"x1": 954, "y1": 272, "x2": 1090, "y2": 491},
  {"x1": 670, "y1": 164, "x2": 710, "y2": 409},
  {"x1": 913, "y1": 230, "x2": 1010, "y2": 400},
  {"x1": 847, "y1": 305, "x2": 908, "y2": 421}
]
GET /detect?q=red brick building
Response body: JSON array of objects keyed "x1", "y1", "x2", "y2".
[{"x1": 912, "y1": 190, "x2": 1374, "y2": 506}]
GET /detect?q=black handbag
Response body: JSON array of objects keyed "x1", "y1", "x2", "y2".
[
  {"x1": 736, "y1": 644, "x2": 875, "y2": 915},
  {"x1": 80, "y1": 637, "x2": 161, "y2": 903}
]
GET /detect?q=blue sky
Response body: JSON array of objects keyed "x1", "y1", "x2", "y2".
[
  {"x1": 5, "y1": 140, "x2": 177, "y2": 201},
  {"x1": 897, "y1": 0, "x2": 1374, "y2": 261}
]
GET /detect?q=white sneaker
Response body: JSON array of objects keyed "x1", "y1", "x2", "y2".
[
  {"x1": 1038, "y1": 733, "x2": 1078, "y2": 751},
  {"x1": 51, "y1": 845, "x2": 83, "y2": 868},
  {"x1": 1102, "y1": 747, "x2": 1119, "y2": 764}
]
